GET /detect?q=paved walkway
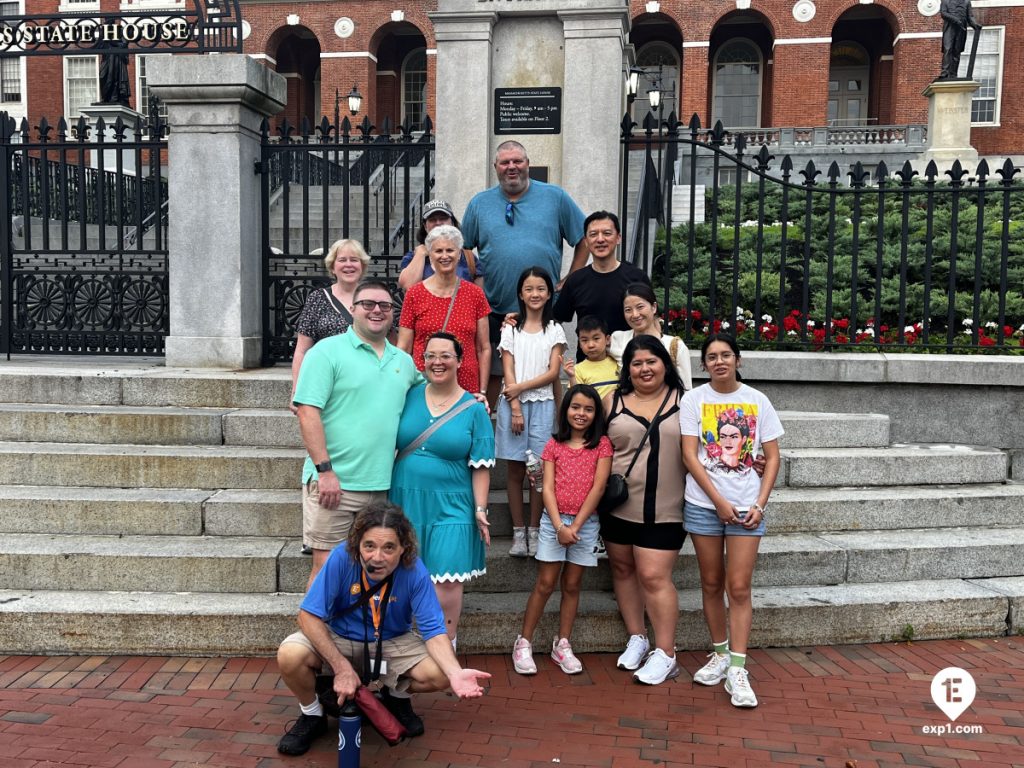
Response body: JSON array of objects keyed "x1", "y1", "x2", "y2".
[{"x1": 1, "y1": 637, "x2": 1021, "y2": 768}]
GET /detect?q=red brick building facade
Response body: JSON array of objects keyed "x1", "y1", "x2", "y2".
[{"x1": 4, "y1": 0, "x2": 1022, "y2": 157}]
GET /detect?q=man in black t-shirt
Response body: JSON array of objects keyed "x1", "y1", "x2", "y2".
[{"x1": 553, "y1": 211, "x2": 651, "y2": 362}]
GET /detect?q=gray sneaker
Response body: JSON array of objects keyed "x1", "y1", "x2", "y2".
[
  {"x1": 725, "y1": 666, "x2": 758, "y2": 707},
  {"x1": 527, "y1": 527, "x2": 540, "y2": 555},
  {"x1": 509, "y1": 528, "x2": 529, "y2": 558}
]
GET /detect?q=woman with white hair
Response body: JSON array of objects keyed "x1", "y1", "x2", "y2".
[{"x1": 398, "y1": 224, "x2": 492, "y2": 396}]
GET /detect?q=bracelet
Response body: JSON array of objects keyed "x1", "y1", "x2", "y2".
[
  {"x1": 750, "y1": 502, "x2": 766, "y2": 515},
  {"x1": 555, "y1": 522, "x2": 564, "y2": 532},
  {"x1": 475, "y1": 506, "x2": 489, "y2": 518}
]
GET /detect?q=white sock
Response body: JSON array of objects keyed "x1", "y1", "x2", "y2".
[{"x1": 300, "y1": 698, "x2": 324, "y2": 717}]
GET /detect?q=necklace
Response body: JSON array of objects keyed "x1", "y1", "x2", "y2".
[
  {"x1": 427, "y1": 386, "x2": 460, "y2": 409},
  {"x1": 630, "y1": 386, "x2": 667, "y2": 403}
]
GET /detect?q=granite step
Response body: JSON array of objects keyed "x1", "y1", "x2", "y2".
[
  {"x1": 781, "y1": 444, "x2": 1007, "y2": 487},
  {"x1": 0, "y1": 578, "x2": 1015, "y2": 656},
  {"x1": 0, "y1": 534, "x2": 287, "y2": 593},
  {"x1": 6, "y1": 482, "x2": 1019, "y2": 539},
  {"x1": 0, "y1": 442, "x2": 304, "y2": 489},
  {"x1": 277, "y1": 526, "x2": 1024, "y2": 594}
]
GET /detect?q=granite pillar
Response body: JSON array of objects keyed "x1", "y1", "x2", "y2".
[{"x1": 147, "y1": 55, "x2": 285, "y2": 368}]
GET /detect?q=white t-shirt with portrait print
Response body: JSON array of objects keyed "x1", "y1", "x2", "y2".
[{"x1": 679, "y1": 382, "x2": 784, "y2": 510}]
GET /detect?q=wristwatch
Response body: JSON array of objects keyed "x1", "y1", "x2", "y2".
[{"x1": 314, "y1": 460, "x2": 333, "y2": 473}]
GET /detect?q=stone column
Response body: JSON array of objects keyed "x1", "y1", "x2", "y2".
[
  {"x1": 917, "y1": 79, "x2": 979, "y2": 174},
  {"x1": 430, "y1": 11, "x2": 496, "y2": 217},
  {"x1": 79, "y1": 103, "x2": 142, "y2": 175},
  {"x1": 147, "y1": 55, "x2": 285, "y2": 368},
  {"x1": 559, "y1": 8, "x2": 629, "y2": 220}
]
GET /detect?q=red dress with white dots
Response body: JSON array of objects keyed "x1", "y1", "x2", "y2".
[{"x1": 400, "y1": 279, "x2": 492, "y2": 393}]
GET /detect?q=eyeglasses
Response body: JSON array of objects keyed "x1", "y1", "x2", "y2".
[
  {"x1": 505, "y1": 201, "x2": 514, "y2": 226},
  {"x1": 705, "y1": 352, "x2": 735, "y2": 363},
  {"x1": 353, "y1": 300, "x2": 395, "y2": 312},
  {"x1": 423, "y1": 352, "x2": 457, "y2": 362}
]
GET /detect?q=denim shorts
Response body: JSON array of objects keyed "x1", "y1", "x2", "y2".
[
  {"x1": 683, "y1": 500, "x2": 766, "y2": 537},
  {"x1": 534, "y1": 513, "x2": 600, "y2": 567},
  {"x1": 495, "y1": 396, "x2": 555, "y2": 462}
]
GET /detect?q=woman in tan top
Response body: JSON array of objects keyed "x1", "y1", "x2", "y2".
[{"x1": 601, "y1": 335, "x2": 686, "y2": 686}]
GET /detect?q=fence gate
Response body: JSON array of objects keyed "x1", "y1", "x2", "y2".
[
  {"x1": 0, "y1": 109, "x2": 169, "y2": 356},
  {"x1": 258, "y1": 116, "x2": 435, "y2": 364}
]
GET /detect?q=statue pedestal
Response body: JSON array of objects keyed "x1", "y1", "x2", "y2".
[
  {"x1": 916, "y1": 79, "x2": 979, "y2": 174},
  {"x1": 79, "y1": 103, "x2": 144, "y2": 176}
]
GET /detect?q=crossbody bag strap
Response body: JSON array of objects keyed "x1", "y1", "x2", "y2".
[
  {"x1": 439, "y1": 279, "x2": 461, "y2": 333},
  {"x1": 395, "y1": 397, "x2": 475, "y2": 464},
  {"x1": 622, "y1": 388, "x2": 674, "y2": 479},
  {"x1": 323, "y1": 288, "x2": 354, "y2": 325}
]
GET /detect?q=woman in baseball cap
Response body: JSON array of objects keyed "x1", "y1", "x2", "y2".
[{"x1": 397, "y1": 199, "x2": 482, "y2": 290}]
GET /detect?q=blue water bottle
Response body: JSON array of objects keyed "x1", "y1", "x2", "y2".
[{"x1": 338, "y1": 700, "x2": 361, "y2": 768}]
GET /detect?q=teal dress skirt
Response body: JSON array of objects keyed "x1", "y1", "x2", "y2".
[{"x1": 389, "y1": 385, "x2": 495, "y2": 582}]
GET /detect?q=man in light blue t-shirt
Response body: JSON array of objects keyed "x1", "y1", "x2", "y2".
[
  {"x1": 293, "y1": 279, "x2": 420, "y2": 588},
  {"x1": 461, "y1": 140, "x2": 588, "y2": 404}
]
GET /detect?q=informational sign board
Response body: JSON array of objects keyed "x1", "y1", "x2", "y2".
[
  {"x1": 0, "y1": 0, "x2": 242, "y2": 57},
  {"x1": 494, "y1": 88, "x2": 561, "y2": 135}
]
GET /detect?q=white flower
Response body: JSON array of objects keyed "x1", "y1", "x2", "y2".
[
  {"x1": 735, "y1": 306, "x2": 745, "y2": 317},
  {"x1": 787, "y1": 330, "x2": 797, "y2": 336},
  {"x1": 762, "y1": 314, "x2": 773, "y2": 323},
  {"x1": 721, "y1": 321, "x2": 730, "y2": 330},
  {"x1": 904, "y1": 326, "x2": 916, "y2": 334},
  {"x1": 806, "y1": 320, "x2": 816, "y2": 328},
  {"x1": 962, "y1": 318, "x2": 973, "y2": 327},
  {"x1": 985, "y1": 321, "x2": 997, "y2": 329}
]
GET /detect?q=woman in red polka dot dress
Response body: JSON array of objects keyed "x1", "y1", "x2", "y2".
[{"x1": 399, "y1": 225, "x2": 492, "y2": 394}]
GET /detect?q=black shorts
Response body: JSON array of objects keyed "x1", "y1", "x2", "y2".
[{"x1": 600, "y1": 513, "x2": 686, "y2": 551}]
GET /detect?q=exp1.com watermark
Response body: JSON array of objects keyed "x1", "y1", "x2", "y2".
[{"x1": 923, "y1": 667, "x2": 984, "y2": 736}]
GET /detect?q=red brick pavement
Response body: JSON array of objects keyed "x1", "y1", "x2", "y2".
[{"x1": 0, "y1": 638, "x2": 1022, "y2": 768}]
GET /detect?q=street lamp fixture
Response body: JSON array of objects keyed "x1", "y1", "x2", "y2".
[
  {"x1": 625, "y1": 66, "x2": 643, "y2": 101},
  {"x1": 347, "y1": 84, "x2": 362, "y2": 116}
]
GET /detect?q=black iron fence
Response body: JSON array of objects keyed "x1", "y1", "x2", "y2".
[
  {"x1": 0, "y1": 110, "x2": 169, "y2": 356},
  {"x1": 623, "y1": 113, "x2": 1024, "y2": 352},
  {"x1": 258, "y1": 115, "x2": 434, "y2": 364}
]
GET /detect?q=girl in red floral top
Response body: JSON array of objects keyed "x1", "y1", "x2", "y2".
[{"x1": 511, "y1": 384, "x2": 613, "y2": 676}]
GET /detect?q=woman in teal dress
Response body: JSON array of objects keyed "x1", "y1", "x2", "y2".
[{"x1": 390, "y1": 332, "x2": 494, "y2": 647}]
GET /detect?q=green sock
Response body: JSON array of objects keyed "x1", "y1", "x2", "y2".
[
  {"x1": 713, "y1": 640, "x2": 729, "y2": 656},
  {"x1": 729, "y1": 651, "x2": 747, "y2": 669}
]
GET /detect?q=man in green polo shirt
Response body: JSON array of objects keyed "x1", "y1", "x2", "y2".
[{"x1": 294, "y1": 279, "x2": 421, "y2": 588}]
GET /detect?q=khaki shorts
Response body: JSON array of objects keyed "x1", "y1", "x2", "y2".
[
  {"x1": 303, "y1": 482, "x2": 387, "y2": 551},
  {"x1": 280, "y1": 628, "x2": 431, "y2": 693}
]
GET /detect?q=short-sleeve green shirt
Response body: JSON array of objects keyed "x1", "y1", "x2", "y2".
[{"x1": 294, "y1": 330, "x2": 421, "y2": 489}]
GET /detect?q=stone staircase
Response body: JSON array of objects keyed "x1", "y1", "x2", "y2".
[{"x1": 0, "y1": 359, "x2": 1021, "y2": 656}]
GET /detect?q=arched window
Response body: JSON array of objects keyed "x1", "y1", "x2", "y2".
[
  {"x1": 402, "y1": 48, "x2": 427, "y2": 131},
  {"x1": 712, "y1": 39, "x2": 762, "y2": 128},
  {"x1": 632, "y1": 42, "x2": 679, "y2": 123}
]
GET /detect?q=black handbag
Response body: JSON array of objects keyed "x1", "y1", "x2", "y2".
[{"x1": 599, "y1": 389, "x2": 673, "y2": 515}]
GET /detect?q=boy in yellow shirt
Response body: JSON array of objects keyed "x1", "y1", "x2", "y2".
[{"x1": 563, "y1": 316, "x2": 618, "y2": 398}]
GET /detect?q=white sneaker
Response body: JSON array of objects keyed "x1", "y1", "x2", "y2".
[
  {"x1": 725, "y1": 666, "x2": 758, "y2": 707},
  {"x1": 509, "y1": 529, "x2": 528, "y2": 558},
  {"x1": 593, "y1": 536, "x2": 607, "y2": 559},
  {"x1": 527, "y1": 527, "x2": 540, "y2": 555},
  {"x1": 616, "y1": 634, "x2": 650, "y2": 671},
  {"x1": 550, "y1": 637, "x2": 583, "y2": 674},
  {"x1": 633, "y1": 648, "x2": 680, "y2": 685},
  {"x1": 693, "y1": 651, "x2": 730, "y2": 686},
  {"x1": 512, "y1": 635, "x2": 537, "y2": 675}
]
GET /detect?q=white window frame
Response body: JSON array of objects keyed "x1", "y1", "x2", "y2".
[
  {"x1": 0, "y1": 1, "x2": 25, "y2": 109},
  {"x1": 136, "y1": 53, "x2": 170, "y2": 124},
  {"x1": 63, "y1": 55, "x2": 99, "y2": 119},
  {"x1": 958, "y1": 25, "x2": 1003, "y2": 127},
  {"x1": 59, "y1": 0, "x2": 101, "y2": 13},
  {"x1": 712, "y1": 38, "x2": 763, "y2": 129},
  {"x1": 400, "y1": 48, "x2": 427, "y2": 132}
]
